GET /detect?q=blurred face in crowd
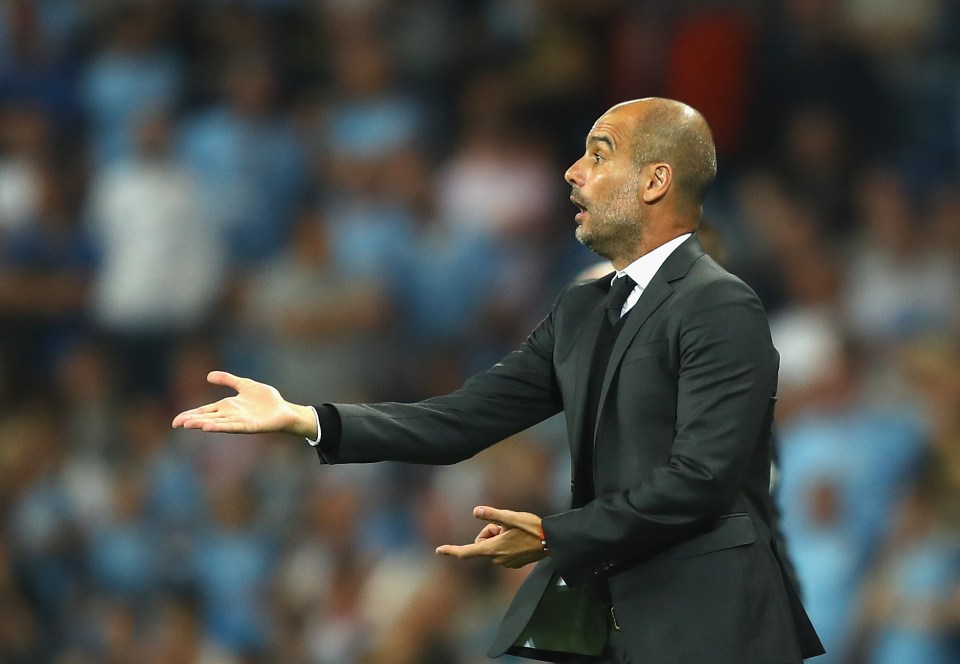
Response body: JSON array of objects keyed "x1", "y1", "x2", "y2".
[
  {"x1": 335, "y1": 36, "x2": 389, "y2": 98},
  {"x1": 566, "y1": 104, "x2": 655, "y2": 266},
  {"x1": 225, "y1": 55, "x2": 276, "y2": 116},
  {"x1": 134, "y1": 113, "x2": 173, "y2": 159}
]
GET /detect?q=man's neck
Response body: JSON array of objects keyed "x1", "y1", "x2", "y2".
[{"x1": 612, "y1": 228, "x2": 694, "y2": 270}]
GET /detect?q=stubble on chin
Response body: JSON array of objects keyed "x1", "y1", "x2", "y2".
[
  {"x1": 574, "y1": 176, "x2": 644, "y2": 263},
  {"x1": 574, "y1": 223, "x2": 591, "y2": 249},
  {"x1": 576, "y1": 213, "x2": 644, "y2": 264},
  {"x1": 575, "y1": 222, "x2": 604, "y2": 257}
]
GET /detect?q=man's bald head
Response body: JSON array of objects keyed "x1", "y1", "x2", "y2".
[{"x1": 604, "y1": 98, "x2": 717, "y2": 214}]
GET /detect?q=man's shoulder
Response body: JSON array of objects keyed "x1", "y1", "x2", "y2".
[
  {"x1": 681, "y1": 252, "x2": 762, "y2": 304},
  {"x1": 553, "y1": 273, "x2": 609, "y2": 309}
]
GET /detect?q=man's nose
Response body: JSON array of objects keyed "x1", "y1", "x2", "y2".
[{"x1": 565, "y1": 158, "x2": 584, "y2": 187}]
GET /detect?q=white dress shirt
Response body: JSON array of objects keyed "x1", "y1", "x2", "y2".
[{"x1": 612, "y1": 232, "x2": 692, "y2": 318}]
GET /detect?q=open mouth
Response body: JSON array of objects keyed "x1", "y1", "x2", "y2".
[{"x1": 570, "y1": 196, "x2": 588, "y2": 221}]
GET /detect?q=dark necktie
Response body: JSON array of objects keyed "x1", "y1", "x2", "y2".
[
  {"x1": 576, "y1": 274, "x2": 638, "y2": 508},
  {"x1": 606, "y1": 275, "x2": 636, "y2": 325}
]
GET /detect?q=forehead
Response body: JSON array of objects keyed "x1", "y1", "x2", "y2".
[{"x1": 587, "y1": 108, "x2": 638, "y2": 148}]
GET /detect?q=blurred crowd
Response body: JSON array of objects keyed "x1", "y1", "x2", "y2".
[{"x1": 0, "y1": 0, "x2": 958, "y2": 663}]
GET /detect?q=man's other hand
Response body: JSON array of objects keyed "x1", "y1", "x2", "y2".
[
  {"x1": 171, "y1": 371, "x2": 318, "y2": 438},
  {"x1": 436, "y1": 506, "x2": 547, "y2": 569}
]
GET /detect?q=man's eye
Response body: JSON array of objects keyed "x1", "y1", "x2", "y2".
[{"x1": 593, "y1": 153, "x2": 604, "y2": 164}]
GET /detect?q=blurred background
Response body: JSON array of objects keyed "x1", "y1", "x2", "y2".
[{"x1": 0, "y1": 0, "x2": 958, "y2": 662}]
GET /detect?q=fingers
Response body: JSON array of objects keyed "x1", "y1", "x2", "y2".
[
  {"x1": 171, "y1": 402, "x2": 225, "y2": 428},
  {"x1": 473, "y1": 506, "x2": 542, "y2": 539},
  {"x1": 172, "y1": 402, "x2": 245, "y2": 432},
  {"x1": 172, "y1": 408, "x2": 207, "y2": 428},
  {"x1": 435, "y1": 541, "x2": 492, "y2": 559},
  {"x1": 440, "y1": 508, "x2": 546, "y2": 568},
  {"x1": 197, "y1": 421, "x2": 250, "y2": 433},
  {"x1": 172, "y1": 371, "x2": 242, "y2": 428},
  {"x1": 173, "y1": 371, "x2": 267, "y2": 432},
  {"x1": 436, "y1": 540, "x2": 542, "y2": 568},
  {"x1": 174, "y1": 413, "x2": 216, "y2": 429},
  {"x1": 175, "y1": 415, "x2": 249, "y2": 433},
  {"x1": 474, "y1": 523, "x2": 502, "y2": 543}
]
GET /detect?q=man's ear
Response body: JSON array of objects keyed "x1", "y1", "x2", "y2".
[{"x1": 641, "y1": 163, "x2": 672, "y2": 204}]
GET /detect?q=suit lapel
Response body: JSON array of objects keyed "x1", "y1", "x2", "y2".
[
  {"x1": 593, "y1": 235, "x2": 705, "y2": 440},
  {"x1": 568, "y1": 287, "x2": 610, "y2": 472},
  {"x1": 592, "y1": 279, "x2": 672, "y2": 440}
]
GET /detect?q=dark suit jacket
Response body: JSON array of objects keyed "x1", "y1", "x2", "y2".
[{"x1": 316, "y1": 235, "x2": 824, "y2": 663}]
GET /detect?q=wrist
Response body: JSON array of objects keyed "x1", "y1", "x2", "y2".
[
  {"x1": 287, "y1": 403, "x2": 319, "y2": 439},
  {"x1": 539, "y1": 523, "x2": 549, "y2": 556}
]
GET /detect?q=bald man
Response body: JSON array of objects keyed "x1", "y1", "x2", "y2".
[{"x1": 174, "y1": 99, "x2": 824, "y2": 663}]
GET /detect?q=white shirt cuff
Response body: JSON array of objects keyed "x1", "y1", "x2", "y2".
[{"x1": 305, "y1": 406, "x2": 322, "y2": 446}]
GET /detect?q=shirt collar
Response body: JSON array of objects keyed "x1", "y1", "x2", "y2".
[{"x1": 613, "y1": 232, "x2": 693, "y2": 289}]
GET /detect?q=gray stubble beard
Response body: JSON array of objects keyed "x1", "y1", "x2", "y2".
[{"x1": 574, "y1": 182, "x2": 645, "y2": 265}]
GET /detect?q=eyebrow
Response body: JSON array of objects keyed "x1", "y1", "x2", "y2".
[{"x1": 587, "y1": 133, "x2": 616, "y2": 151}]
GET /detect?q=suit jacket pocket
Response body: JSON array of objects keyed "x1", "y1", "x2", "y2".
[
  {"x1": 623, "y1": 340, "x2": 669, "y2": 362},
  {"x1": 668, "y1": 513, "x2": 757, "y2": 559}
]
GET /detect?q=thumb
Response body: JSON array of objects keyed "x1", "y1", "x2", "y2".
[
  {"x1": 474, "y1": 505, "x2": 513, "y2": 526},
  {"x1": 207, "y1": 371, "x2": 245, "y2": 391}
]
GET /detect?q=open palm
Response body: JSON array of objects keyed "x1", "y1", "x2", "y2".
[{"x1": 172, "y1": 371, "x2": 314, "y2": 437}]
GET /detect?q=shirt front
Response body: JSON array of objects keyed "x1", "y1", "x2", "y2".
[{"x1": 613, "y1": 232, "x2": 692, "y2": 319}]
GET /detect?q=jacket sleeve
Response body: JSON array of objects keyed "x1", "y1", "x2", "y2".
[
  {"x1": 317, "y1": 289, "x2": 568, "y2": 466},
  {"x1": 542, "y1": 277, "x2": 779, "y2": 585}
]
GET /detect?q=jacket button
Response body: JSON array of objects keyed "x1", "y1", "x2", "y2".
[{"x1": 595, "y1": 561, "x2": 614, "y2": 575}]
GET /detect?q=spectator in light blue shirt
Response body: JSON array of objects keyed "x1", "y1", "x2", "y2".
[
  {"x1": 192, "y1": 480, "x2": 277, "y2": 655},
  {"x1": 80, "y1": 5, "x2": 181, "y2": 165},
  {"x1": 179, "y1": 51, "x2": 306, "y2": 266},
  {"x1": 776, "y1": 344, "x2": 925, "y2": 662},
  {"x1": 852, "y1": 472, "x2": 960, "y2": 664},
  {"x1": 86, "y1": 467, "x2": 160, "y2": 600}
]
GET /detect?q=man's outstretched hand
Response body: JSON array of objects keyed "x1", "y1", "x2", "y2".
[
  {"x1": 436, "y1": 506, "x2": 547, "y2": 569},
  {"x1": 171, "y1": 371, "x2": 318, "y2": 439}
]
